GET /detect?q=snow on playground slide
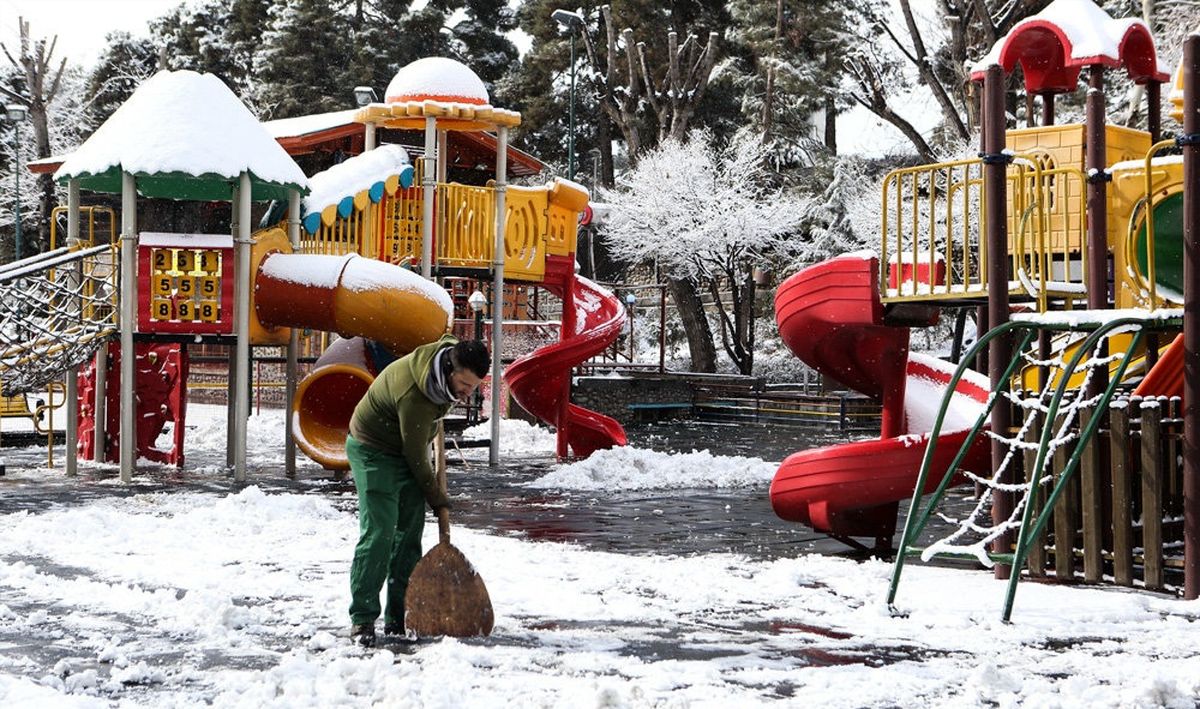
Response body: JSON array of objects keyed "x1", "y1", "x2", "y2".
[
  {"x1": 505, "y1": 273, "x2": 627, "y2": 457},
  {"x1": 770, "y1": 254, "x2": 991, "y2": 538}
]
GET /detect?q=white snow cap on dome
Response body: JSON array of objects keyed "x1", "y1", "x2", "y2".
[
  {"x1": 55, "y1": 70, "x2": 307, "y2": 187},
  {"x1": 384, "y1": 57, "x2": 489, "y2": 105}
]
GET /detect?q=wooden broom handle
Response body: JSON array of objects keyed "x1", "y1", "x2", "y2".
[{"x1": 435, "y1": 421, "x2": 450, "y2": 543}]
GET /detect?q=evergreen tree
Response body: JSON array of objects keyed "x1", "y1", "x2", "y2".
[
  {"x1": 450, "y1": 0, "x2": 518, "y2": 90},
  {"x1": 255, "y1": 0, "x2": 356, "y2": 118},
  {"x1": 154, "y1": 0, "x2": 270, "y2": 106},
  {"x1": 726, "y1": 0, "x2": 856, "y2": 165}
]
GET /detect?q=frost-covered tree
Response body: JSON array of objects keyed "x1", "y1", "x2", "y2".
[
  {"x1": 450, "y1": 0, "x2": 519, "y2": 89},
  {"x1": 1, "y1": 17, "x2": 70, "y2": 256},
  {"x1": 154, "y1": 0, "x2": 269, "y2": 107},
  {"x1": 603, "y1": 129, "x2": 807, "y2": 374},
  {"x1": 85, "y1": 32, "x2": 159, "y2": 129}
]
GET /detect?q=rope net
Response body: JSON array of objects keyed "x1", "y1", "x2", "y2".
[
  {"x1": 919, "y1": 324, "x2": 1141, "y2": 566},
  {"x1": 0, "y1": 245, "x2": 119, "y2": 394}
]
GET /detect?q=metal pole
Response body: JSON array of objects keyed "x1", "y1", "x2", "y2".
[
  {"x1": 437, "y1": 130, "x2": 449, "y2": 183},
  {"x1": 285, "y1": 190, "x2": 300, "y2": 478},
  {"x1": 226, "y1": 184, "x2": 239, "y2": 468},
  {"x1": 983, "y1": 65, "x2": 1013, "y2": 578},
  {"x1": 1182, "y1": 34, "x2": 1200, "y2": 600},
  {"x1": 568, "y1": 34, "x2": 577, "y2": 181},
  {"x1": 421, "y1": 116, "x2": 436, "y2": 279},
  {"x1": 13, "y1": 120, "x2": 22, "y2": 261},
  {"x1": 365, "y1": 122, "x2": 377, "y2": 151},
  {"x1": 233, "y1": 172, "x2": 252, "y2": 482},
  {"x1": 93, "y1": 344, "x2": 108, "y2": 462},
  {"x1": 119, "y1": 172, "x2": 137, "y2": 483},
  {"x1": 1041, "y1": 93, "x2": 1055, "y2": 127},
  {"x1": 489, "y1": 126, "x2": 509, "y2": 465},
  {"x1": 65, "y1": 179, "x2": 80, "y2": 476},
  {"x1": 659, "y1": 286, "x2": 666, "y2": 373}
]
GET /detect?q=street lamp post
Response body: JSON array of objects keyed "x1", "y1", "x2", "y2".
[
  {"x1": 468, "y1": 288, "x2": 488, "y2": 424},
  {"x1": 624, "y1": 292, "x2": 637, "y2": 362},
  {"x1": 5, "y1": 104, "x2": 29, "y2": 262},
  {"x1": 552, "y1": 9, "x2": 585, "y2": 181}
]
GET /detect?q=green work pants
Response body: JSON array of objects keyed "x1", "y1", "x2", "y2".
[{"x1": 347, "y1": 434, "x2": 426, "y2": 626}]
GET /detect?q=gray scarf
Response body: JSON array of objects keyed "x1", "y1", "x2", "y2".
[{"x1": 423, "y1": 347, "x2": 456, "y2": 406}]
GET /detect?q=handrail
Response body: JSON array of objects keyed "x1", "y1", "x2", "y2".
[{"x1": 1122, "y1": 139, "x2": 1180, "y2": 307}]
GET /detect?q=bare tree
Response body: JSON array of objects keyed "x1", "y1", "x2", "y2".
[
  {"x1": 577, "y1": 5, "x2": 723, "y2": 371},
  {"x1": 2, "y1": 17, "x2": 67, "y2": 256}
]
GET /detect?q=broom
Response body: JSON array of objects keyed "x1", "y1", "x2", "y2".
[{"x1": 404, "y1": 423, "x2": 494, "y2": 637}]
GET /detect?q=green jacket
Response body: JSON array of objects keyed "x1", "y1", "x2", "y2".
[{"x1": 348, "y1": 334, "x2": 457, "y2": 508}]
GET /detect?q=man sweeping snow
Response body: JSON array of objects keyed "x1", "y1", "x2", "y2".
[{"x1": 345, "y1": 335, "x2": 489, "y2": 646}]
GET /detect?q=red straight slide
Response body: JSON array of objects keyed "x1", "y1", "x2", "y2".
[
  {"x1": 770, "y1": 254, "x2": 991, "y2": 540},
  {"x1": 505, "y1": 267, "x2": 627, "y2": 457}
]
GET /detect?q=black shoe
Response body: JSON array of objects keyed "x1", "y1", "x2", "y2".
[
  {"x1": 382, "y1": 620, "x2": 405, "y2": 637},
  {"x1": 350, "y1": 623, "x2": 375, "y2": 647}
]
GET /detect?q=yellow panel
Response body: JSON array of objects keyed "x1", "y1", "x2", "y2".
[
  {"x1": 196, "y1": 249, "x2": 220, "y2": 274},
  {"x1": 151, "y1": 248, "x2": 172, "y2": 273},
  {"x1": 153, "y1": 274, "x2": 174, "y2": 297},
  {"x1": 197, "y1": 300, "x2": 220, "y2": 322},
  {"x1": 198, "y1": 276, "x2": 220, "y2": 299},
  {"x1": 175, "y1": 250, "x2": 196, "y2": 273},
  {"x1": 176, "y1": 300, "x2": 196, "y2": 321},
  {"x1": 151, "y1": 298, "x2": 173, "y2": 321},
  {"x1": 354, "y1": 190, "x2": 369, "y2": 210}
]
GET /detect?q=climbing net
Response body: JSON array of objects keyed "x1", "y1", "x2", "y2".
[
  {"x1": 918, "y1": 318, "x2": 1150, "y2": 567},
  {"x1": 0, "y1": 245, "x2": 119, "y2": 394}
]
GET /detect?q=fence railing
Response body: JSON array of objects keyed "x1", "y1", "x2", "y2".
[{"x1": 880, "y1": 156, "x2": 1088, "y2": 310}]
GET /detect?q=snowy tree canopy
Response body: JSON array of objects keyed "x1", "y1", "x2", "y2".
[{"x1": 602, "y1": 128, "x2": 808, "y2": 282}]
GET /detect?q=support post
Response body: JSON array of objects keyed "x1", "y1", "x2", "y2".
[
  {"x1": 226, "y1": 184, "x2": 239, "y2": 468},
  {"x1": 285, "y1": 190, "x2": 301, "y2": 478},
  {"x1": 233, "y1": 173, "x2": 252, "y2": 482},
  {"x1": 119, "y1": 172, "x2": 137, "y2": 483},
  {"x1": 66, "y1": 178, "x2": 80, "y2": 476},
  {"x1": 489, "y1": 126, "x2": 509, "y2": 466},
  {"x1": 1041, "y1": 93, "x2": 1055, "y2": 127},
  {"x1": 983, "y1": 65, "x2": 1013, "y2": 578},
  {"x1": 421, "y1": 116, "x2": 437, "y2": 278},
  {"x1": 1182, "y1": 34, "x2": 1200, "y2": 600},
  {"x1": 437, "y1": 130, "x2": 448, "y2": 183},
  {"x1": 1085, "y1": 66, "x2": 1109, "y2": 310},
  {"x1": 1147, "y1": 81, "x2": 1162, "y2": 143},
  {"x1": 365, "y1": 121, "x2": 377, "y2": 151}
]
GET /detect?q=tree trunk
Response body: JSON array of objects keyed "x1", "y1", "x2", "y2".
[{"x1": 668, "y1": 276, "x2": 716, "y2": 372}]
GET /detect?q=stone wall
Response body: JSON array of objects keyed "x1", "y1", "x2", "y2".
[{"x1": 572, "y1": 374, "x2": 699, "y2": 424}]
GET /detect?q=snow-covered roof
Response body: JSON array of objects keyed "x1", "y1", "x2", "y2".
[
  {"x1": 55, "y1": 70, "x2": 308, "y2": 201},
  {"x1": 263, "y1": 109, "x2": 360, "y2": 139},
  {"x1": 303, "y1": 144, "x2": 413, "y2": 219},
  {"x1": 356, "y1": 57, "x2": 520, "y2": 130},
  {"x1": 969, "y1": 0, "x2": 1168, "y2": 93},
  {"x1": 385, "y1": 57, "x2": 488, "y2": 105}
]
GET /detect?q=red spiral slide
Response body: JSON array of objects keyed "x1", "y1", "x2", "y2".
[
  {"x1": 770, "y1": 253, "x2": 991, "y2": 543},
  {"x1": 505, "y1": 263, "x2": 627, "y2": 458}
]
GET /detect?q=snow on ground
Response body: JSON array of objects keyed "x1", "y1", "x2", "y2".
[
  {"x1": 528, "y1": 445, "x2": 777, "y2": 491},
  {"x1": 1, "y1": 404, "x2": 1199, "y2": 706},
  {"x1": 461, "y1": 417, "x2": 556, "y2": 455}
]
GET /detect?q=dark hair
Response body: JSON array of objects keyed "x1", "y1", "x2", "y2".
[{"x1": 451, "y1": 340, "x2": 490, "y2": 378}]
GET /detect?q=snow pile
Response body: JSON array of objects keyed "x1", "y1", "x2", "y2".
[
  {"x1": 303, "y1": 144, "x2": 411, "y2": 215},
  {"x1": 384, "y1": 57, "x2": 488, "y2": 104},
  {"x1": 56, "y1": 70, "x2": 307, "y2": 189},
  {"x1": 461, "y1": 418, "x2": 556, "y2": 455},
  {"x1": 258, "y1": 253, "x2": 348, "y2": 290},
  {"x1": 527, "y1": 446, "x2": 776, "y2": 491},
  {"x1": 185, "y1": 403, "x2": 290, "y2": 467}
]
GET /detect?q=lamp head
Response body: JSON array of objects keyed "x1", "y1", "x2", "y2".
[
  {"x1": 551, "y1": 8, "x2": 584, "y2": 31},
  {"x1": 5, "y1": 104, "x2": 28, "y2": 122},
  {"x1": 468, "y1": 289, "x2": 487, "y2": 312},
  {"x1": 353, "y1": 86, "x2": 377, "y2": 107}
]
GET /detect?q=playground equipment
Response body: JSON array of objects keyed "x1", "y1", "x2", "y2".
[
  {"x1": 5, "y1": 57, "x2": 618, "y2": 482},
  {"x1": 771, "y1": 0, "x2": 1200, "y2": 608}
]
